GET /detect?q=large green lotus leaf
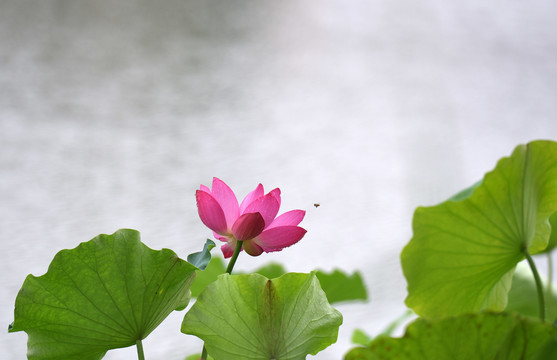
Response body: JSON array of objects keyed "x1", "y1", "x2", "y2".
[
  {"x1": 9, "y1": 229, "x2": 197, "y2": 360},
  {"x1": 344, "y1": 312, "x2": 557, "y2": 360},
  {"x1": 181, "y1": 272, "x2": 343, "y2": 360},
  {"x1": 402, "y1": 140, "x2": 557, "y2": 318}
]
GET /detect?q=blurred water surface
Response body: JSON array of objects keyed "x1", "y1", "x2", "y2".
[{"x1": 2, "y1": 1, "x2": 557, "y2": 359}]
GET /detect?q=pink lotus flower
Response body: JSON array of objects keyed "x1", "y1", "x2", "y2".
[{"x1": 196, "y1": 177, "x2": 307, "y2": 258}]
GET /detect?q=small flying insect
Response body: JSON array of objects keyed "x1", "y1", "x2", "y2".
[{"x1": 313, "y1": 203, "x2": 320, "y2": 208}]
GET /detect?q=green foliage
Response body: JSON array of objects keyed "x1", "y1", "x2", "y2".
[
  {"x1": 181, "y1": 272, "x2": 343, "y2": 360},
  {"x1": 532, "y1": 336, "x2": 557, "y2": 360},
  {"x1": 190, "y1": 257, "x2": 289, "y2": 299},
  {"x1": 315, "y1": 269, "x2": 368, "y2": 303},
  {"x1": 185, "y1": 355, "x2": 214, "y2": 360},
  {"x1": 9, "y1": 229, "x2": 197, "y2": 360},
  {"x1": 187, "y1": 239, "x2": 216, "y2": 270},
  {"x1": 10, "y1": 140, "x2": 557, "y2": 360},
  {"x1": 190, "y1": 256, "x2": 367, "y2": 304},
  {"x1": 344, "y1": 312, "x2": 557, "y2": 360},
  {"x1": 351, "y1": 329, "x2": 372, "y2": 346},
  {"x1": 350, "y1": 310, "x2": 414, "y2": 347},
  {"x1": 377, "y1": 309, "x2": 414, "y2": 337},
  {"x1": 506, "y1": 264, "x2": 557, "y2": 320},
  {"x1": 189, "y1": 257, "x2": 291, "y2": 299},
  {"x1": 402, "y1": 140, "x2": 557, "y2": 318},
  {"x1": 254, "y1": 262, "x2": 287, "y2": 279},
  {"x1": 189, "y1": 257, "x2": 226, "y2": 298}
]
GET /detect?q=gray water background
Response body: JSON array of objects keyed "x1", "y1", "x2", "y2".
[{"x1": 2, "y1": 1, "x2": 557, "y2": 359}]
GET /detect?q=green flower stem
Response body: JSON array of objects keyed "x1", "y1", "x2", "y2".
[
  {"x1": 524, "y1": 250, "x2": 546, "y2": 322},
  {"x1": 200, "y1": 240, "x2": 244, "y2": 359},
  {"x1": 226, "y1": 240, "x2": 244, "y2": 274},
  {"x1": 136, "y1": 339, "x2": 145, "y2": 360}
]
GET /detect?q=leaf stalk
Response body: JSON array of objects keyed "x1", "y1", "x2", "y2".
[
  {"x1": 524, "y1": 250, "x2": 546, "y2": 322},
  {"x1": 136, "y1": 339, "x2": 145, "y2": 360}
]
